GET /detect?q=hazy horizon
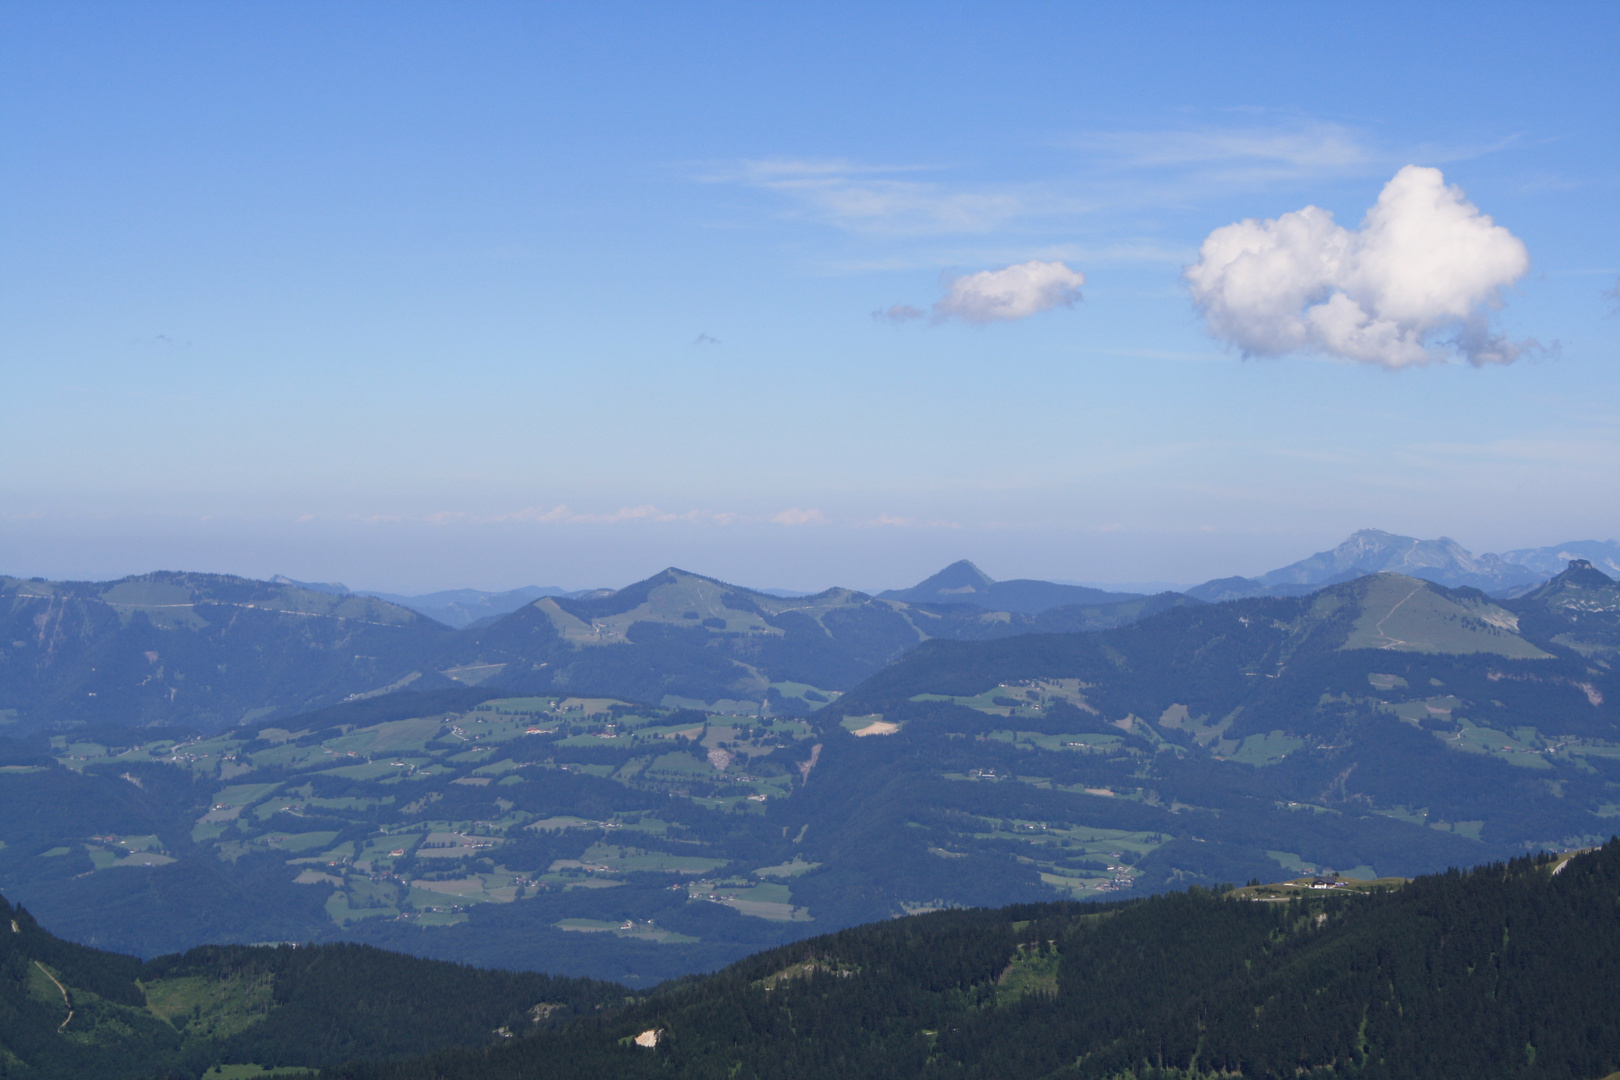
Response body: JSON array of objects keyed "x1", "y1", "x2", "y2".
[{"x1": 3, "y1": 526, "x2": 1613, "y2": 599}]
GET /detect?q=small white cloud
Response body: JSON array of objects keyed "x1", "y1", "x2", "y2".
[
  {"x1": 933, "y1": 260, "x2": 1085, "y2": 323},
  {"x1": 770, "y1": 508, "x2": 825, "y2": 525},
  {"x1": 1185, "y1": 165, "x2": 1535, "y2": 368}
]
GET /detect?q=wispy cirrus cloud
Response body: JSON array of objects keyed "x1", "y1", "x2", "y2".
[
  {"x1": 367, "y1": 505, "x2": 839, "y2": 528},
  {"x1": 383, "y1": 506, "x2": 980, "y2": 530},
  {"x1": 706, "y1": 157, "x2": 1076, "y2": 237},
  {"x1": 700, "y1": 117, "x2": 1519, "y2": 250},
  {"x1": 1074, "y1": 120, "x2": 1375, "y2": 179}
]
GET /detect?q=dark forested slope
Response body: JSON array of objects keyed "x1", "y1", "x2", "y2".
[
  {"x1": 333, "y1": 841, "x2": 1620, "y2": 1080},
  {"x1": 0, "y1": 888, "x2": 622, "y2": 1079}
]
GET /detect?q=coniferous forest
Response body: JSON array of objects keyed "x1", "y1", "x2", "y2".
[
  {"x1": 332, "y1": 840, "x2": 1620, "y2": 1080},
  {"x1": 5, "y1": 839, "x2": 1617, "y2": 1078}
]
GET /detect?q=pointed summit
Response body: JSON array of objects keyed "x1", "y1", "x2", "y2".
[{"x1": 910, "y1": 559, "x2": 997, "y2": 595}]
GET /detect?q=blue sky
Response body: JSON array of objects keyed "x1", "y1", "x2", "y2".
[{"x1": 2, "y1": 2, "x2": 1616, "y2": 593}]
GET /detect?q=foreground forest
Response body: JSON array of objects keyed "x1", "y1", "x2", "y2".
[
  {"x1": 0, "y1": 889, "x2": 621, "y2": 1079},
  {"x1": 4, "y1": 842, "x2": 1617, "y2": 1079},
  {"x1": 336, "y1": 840, "x2": 1620, "y2": 1080}
]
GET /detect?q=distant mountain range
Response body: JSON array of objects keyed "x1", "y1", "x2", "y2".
[
  {"x1": 360, "y1": 585, "x2": 601, "y2": 629},
  {"x1": 876, "y1": 559, "x2": 1140, "y2": 613},
  {"x1": 0, "y1": 567, "x2": 1190, "y2": 730},
  {"x1": 2, "y1": 559, "x2": 1616, "y2": 986},
  {"x1": 1187, "y1": 529, "x2": 1620, "y2": 601},
  {"x1": 269, "y1": 575, "x2": 602, "y2": 629},
  {"x1": 442, "y1": 568, "x2": 1193, "y2": 716},
  {"x1": 281, "y1": 529, "x2": 1620, "y2": 626},
  {"x1": 6, "y1": 530, "x2": 1617, "y2": 730},
  {"x1": 872, "y1": 532, "x2": 1618, "y2": 608},
  {"x1": 1499, "y1": 538, "x2": 1620, "y2": 577}
]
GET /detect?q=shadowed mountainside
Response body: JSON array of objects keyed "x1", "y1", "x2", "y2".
[{"x1": 338, "y1": 842, "x2": 1620, "y2": 1080}]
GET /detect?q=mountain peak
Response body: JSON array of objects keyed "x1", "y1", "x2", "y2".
[
  {"x1": 1496, "y1": 539, "x2": 1620, "y2": 578},
  {"x1": 877, "y1": 561, "x2": 1140, "y2": 614},
  {"x1": 270, "y1": 574, "x2": 351, "y2": 596},
  {"x1": 1251, "y1": 529, "x2": 1542, "y2": 594},
  {"x1": 1518, "y1": 557, "x2": 1618, "y2": 602},
  {"x1": 910, "y1": 559, "x2": 996, "y2": 594}
]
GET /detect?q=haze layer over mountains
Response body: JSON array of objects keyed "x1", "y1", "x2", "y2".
[
  {"x1": 4, "y1": 529, "x2": 1616, "y2": 731},
  {"x1": 340, "y1": 529, "x2": 1620, "y2": 628}
]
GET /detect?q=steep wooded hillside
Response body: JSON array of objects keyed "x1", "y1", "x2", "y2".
[
  {"x1": 333, "y1": 842, "x2": 1620, "y2": 1080},
  {"x1": 0, "y1": 888, "x2": 621, "y2": 1079}
]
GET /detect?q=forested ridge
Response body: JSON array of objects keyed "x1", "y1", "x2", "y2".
[
  {"x1": 0, "y1": 890, "x2": 624, "y2": 1079},
  {"x1": 2, "y1": 839, "x2": 1617, "y2": 1078},
  {"x1": 332, "y1": 839, "x2": 1620, "y2": 1080}
]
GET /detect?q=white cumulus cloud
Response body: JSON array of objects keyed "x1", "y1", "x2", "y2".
[
  {"x1": 933, "y1": 260, "x2": 1085, "y2": 323},
  {"x1": 1185, "y1": 165, "x2": 1534, "y2": 368}
]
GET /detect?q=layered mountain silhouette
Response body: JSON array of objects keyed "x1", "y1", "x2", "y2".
[
  {"x1": 877, "y1": 559, "x2": 1140, "y2": 613},
  {"x1": 0, "y1": 567, "x2": 1185, "y2": 731},
  {"x1": 361, "y1": 585, "x2": 599, "y2": 629},
  {"x1": 1499, "y1": 538, "x2": 1620, "y2": 577},
  {"x1": 1188, "y1": 528, "x2": 1548, "y2": 600},
  {"x1": 270, "y1": 575, "x2": 603, "y2": 630},
  {"x1": 443, "y1": 567, "x2": 1188, "y2": 715},
  {"x1": 6, "y1": 533, "x2": 1613, "y2": 731}
]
